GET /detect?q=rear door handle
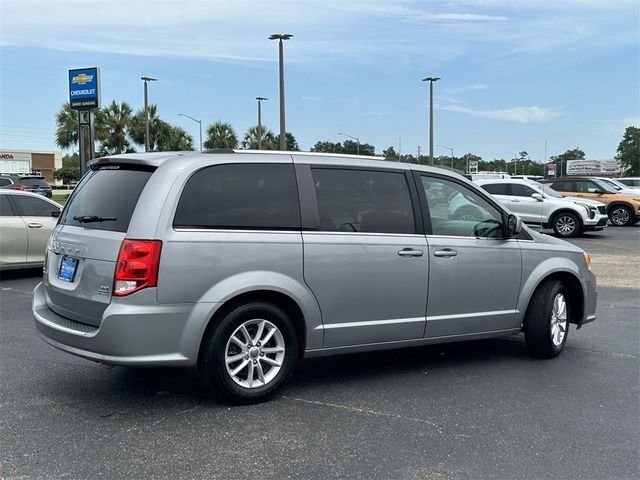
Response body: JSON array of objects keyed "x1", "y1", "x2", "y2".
[
  {"x1": 27, "y1": 223, "x2": 43, "y2": 229},
  {"x1": 398, "y1": 248, "x2": 424, "y2": 257},
  {"x1": 433, "y1": 249, "x2": 458, "y2": 258},
  {"x1": 511, "y1": 199, "x2": 520, "y2": 203}
]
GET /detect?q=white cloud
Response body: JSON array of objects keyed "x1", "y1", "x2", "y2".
[
  {"x1": 446, "y1": 84, "x2": 489, "y2": 93},
  {"x1": 440, "y1": 104, "x2": 560, "y2": 123}
]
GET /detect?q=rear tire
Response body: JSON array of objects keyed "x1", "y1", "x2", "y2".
[
  {"x1": 552, "y1": 212, "x2": 580, "y2": 238},
  {"x1": 199, "y1": 302, "x2": 298, "y2": 404},
  {"x1": 609, "y1": 205, "x2": 633, "y2": 226},
  {"x1": 524, "y1": 280, "x2": 569, "y2": 359}
]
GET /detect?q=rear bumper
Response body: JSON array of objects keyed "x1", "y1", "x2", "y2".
[{"x1": 33, "y1": 282, "x2": 218, "y2": 367}]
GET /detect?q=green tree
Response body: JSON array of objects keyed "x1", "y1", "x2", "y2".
[
  {"x1": 55, "y1": 102, "x2": 79, "y2": 149},
  {"x1": 53, "y1": 153, "x2": 81, "y2": 185},
  {"x1": 95, "y1": 100, "x2": 134, "y2": 154},
  {"x1": 382, "y1": 146, "x2": 398, "y2": 159},
  {"x1": 129, "y1": 104, "x2": 167, "y2": 150},
  {"x1": 343, "y1": 140, "x2": 375, "y2": 156},
  {"x1": 204, "y1": 121, "x2": 238, "y2": 149},
  {"x1": 242, "y1": 125, "x2": 278, "y2": 150},
  {"x1": 285, "y1": 132, "x2": 300, "y2": 151},
  {"x1": 311, "y1": 141, "x2": 344, "y2": 153},
  {"x1": 157, "y1": 125, "x2": 194, "y2": 151},
  {"x1": 615, "y1": 126, "x2": 640, "y2": 176}
]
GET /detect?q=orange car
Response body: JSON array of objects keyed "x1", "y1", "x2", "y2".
[{"x1": 543, "y1": 177, "x2": 640, "y2": 226}]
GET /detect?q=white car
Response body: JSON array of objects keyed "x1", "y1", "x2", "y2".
[
  {"x1": 0, "y1": 190, "x2": 62, "y2": 270},
  {"x1": 618, "y1": 177, "x2": 640, "y2": 188},
  {"x1": 475, "y1": 179, "x2": 608, "y2": 238},
  {"x1": 595, "y1": 177, "x2": 640, "y2": 194}
]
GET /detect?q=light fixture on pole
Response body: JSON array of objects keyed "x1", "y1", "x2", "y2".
[
  {"x1": 338, "y1": 132, "x2": 360, "y2": 155},
  {"x1": 438, "y1": 145, "x2": 454, "y2": 169},
  {"x1": 178, "y1": 113, "x2": 202, "y2": 151},
  {"x1": 141, "y1": 76, "x2": 158, "y2": 152},
  {"x1": 422, "y1": 76, "x2": 440, "y2": 165},
  {"x1": 269, "y1": 33, "x2": 293, "y2": 151},
  {"x1": 256, "y1": 97, "x2": 268, "y2": 150}
]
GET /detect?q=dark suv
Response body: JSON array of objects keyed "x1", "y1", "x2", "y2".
[{"x1": 0, "y1": 174, "x2": 53, "y2": 198}]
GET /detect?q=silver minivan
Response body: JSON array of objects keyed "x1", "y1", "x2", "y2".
[{"x1": 33, "y1": 151, "x2": 597, "y2": 403}]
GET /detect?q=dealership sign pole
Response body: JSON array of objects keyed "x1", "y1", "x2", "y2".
[{"x1": 68, "y1": 67, "x2": 101, "y2": 176}]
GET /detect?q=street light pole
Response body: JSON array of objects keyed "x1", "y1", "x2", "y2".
[
  {"x1": 422, "y1": 76, "x2": 440, "y2": 165},
  {"x1": 256, "y1": 97, "x2": 268, "y2": 150},
  {"x1": 338, "y1": 132, "x2": 360, "y2": 155},
  {"x1": 506, "y1": 151, "x2": 518, "y2": 175},
  {"x1": 141, "y1": 76, "x2": 157, "y2": 152},
  {"x1": 269, "y1": 34, "x2": 293, "y2": 151},
  {"x1": 178, "y1": 113, "x2": 202, "y2": 151},
  {"x1": 438, "y1": 145, "x2": 454, "y2": 169}
]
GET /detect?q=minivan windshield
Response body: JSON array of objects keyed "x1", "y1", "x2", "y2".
[{"x1": 60, "y1": 164, "x2": 154, "y2": 232}]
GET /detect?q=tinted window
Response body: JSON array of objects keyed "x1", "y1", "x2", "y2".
[
  {"x1": 174, "y1": 163, "x2": 300, "y2": 230},
  {"x1": 480, "y1": 183, "x2": 508, "y2": 195},
  {"x1": 421, "y1": 176, "x2": 503, "y2": 238},
  {"x1": 510, "y1": 184, "x2": 536, "y2": 197},
  {"x1": 311, "y1": 168, "x2": 415, "y2": 234},
  {"x1": 19, "y1": 177, "x2": 49, "y2": 188},
  {"x1": 0, "y1": 195, "x2": 15, "y2": 216},
  {"x1": 13, "y1": 196, "x2": 59, "y2": 217},
  {"x1": 549, "y1": 180, "x2": 573, "y2": 191},
  {"x1": 61, "y1": 165, "x2": 153, "y2": 232},
  {"x1": 0, "y1": 178, "x2": 12, "y2": 187}
]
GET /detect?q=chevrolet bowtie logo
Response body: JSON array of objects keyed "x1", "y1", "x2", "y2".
[{"x1": 72, "y1": 73, "x2": 93, "y2": 85}]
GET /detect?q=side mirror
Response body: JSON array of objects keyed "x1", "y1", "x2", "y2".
[
  {"x1": 51, "y1": 210, "x2": 61, "y2": 218},
  {"x1": 531, "y1": 193, "x2": 544, "y2": 201},
  {"x1": 507, "y1": 214, "x2": 522, "y2": 237},
  {"x1": 593, "y1": 189, "x2": 604, "y2": 195}
]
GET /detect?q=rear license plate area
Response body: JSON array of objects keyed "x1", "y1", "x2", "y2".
[{"x1": 58, "y1": 256, "x2": 78, "y2": 282}]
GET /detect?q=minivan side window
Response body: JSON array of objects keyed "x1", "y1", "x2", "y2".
[
  {"x1": 0, "y1": 195, "x2": 15, "y2": 216},
  {"x1": 421, "y1": 176, "x2": 503, "y2": 238},
  {"x1": 12, "y1": 196, "x2": 58, "y2": 217},
  {"x1": 174, "y1": 163, "x2": 300, "y2": 230},
  {"x1": 311, "y1": 168, "x2": 415, "y2": 234}
]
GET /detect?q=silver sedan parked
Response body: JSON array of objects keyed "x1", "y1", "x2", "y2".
[{"x1": 0, "y1": 190, "x2": 61, "y2": 270}]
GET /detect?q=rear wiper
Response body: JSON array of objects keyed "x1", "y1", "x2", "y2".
[{"x1": 73, "y1": 215, "x2": 117, "y2": 223}]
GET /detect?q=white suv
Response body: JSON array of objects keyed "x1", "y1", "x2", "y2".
[{"x1": 476, "y1": 179, "x2": 608, "y2": 237}]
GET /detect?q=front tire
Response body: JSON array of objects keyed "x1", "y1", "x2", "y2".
[
  {"x1": 199, "y1": 302, "x2": 299, "y2": 404},
  {"x1": 524, "y1": 280, "x2": 569, "y2": 359},
  {"x1": 552, "y1": 212, "x2": 580, "y2": 238},
  {"x1": 609, "y1": 205, "x2": 633, "y2": 226}
]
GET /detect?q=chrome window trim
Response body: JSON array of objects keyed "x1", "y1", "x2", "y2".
[{"x1": 173, "y1": 227, "x2": 302, "y2": 234}]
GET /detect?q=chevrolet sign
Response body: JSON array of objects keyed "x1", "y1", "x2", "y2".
[{"x1": 69, "y1": 67, "x2": 100, "y2": 110}]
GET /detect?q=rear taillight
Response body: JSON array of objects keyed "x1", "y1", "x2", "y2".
[
  {"x1": 11, "y1": 185, "x2": 25, "y2": 190},
  {"x1": 113, "y1": 240, "x2": 162, "y2": 296}
]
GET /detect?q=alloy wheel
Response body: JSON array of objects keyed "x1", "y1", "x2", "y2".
[
  {"x1": 610, "y1": 207, "x2": 630, "y2": 226},
  {"x1": 555, "y1": 215, "x2": 576, "y2": 235},
  {"x1": 225, "y1": 319, "x2": 285, "y2": 389},
  {"x1": 550, "y1": 293, "x2": 568, "y2": 347}
]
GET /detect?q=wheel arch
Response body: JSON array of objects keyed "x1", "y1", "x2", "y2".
[
  {"x1": 521, "y1": 271, "x2": 584, "y2": 329},
  {"x1": 549, "y1": 208, "x2": 584, "y2": 229},
  {"x1": 197, "y1": 289, "x2": 310, "y2": 364},
  {"x1": 606, "y1": 201, "x2": 633, "y2": 214}
]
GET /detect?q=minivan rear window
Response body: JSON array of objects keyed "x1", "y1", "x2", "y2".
[{"x1": 60, "y1": 164, "x2": 154, "y2": 232}]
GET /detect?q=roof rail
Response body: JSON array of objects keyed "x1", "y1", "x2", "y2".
[{"x1": 202, "y1": 149, "x2": 235, "y2": 154}]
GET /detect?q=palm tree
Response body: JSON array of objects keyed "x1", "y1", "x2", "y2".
[
  {"x1": 129, "y1": 104, "x2": 165, "y2": 150},
  {"x1": 55, "y1": 102, "x2": 79, "y2": 149},
  {"x1": 157, "y1": 125, "x2": 194, "y2": 151},
  {"x1": 242, "y1": 125, "x2": 278, "y2": 150},
  {"x1": 96, "y1": 100, "x2": 133, "y2": 154},
  {"x1": 203, "y1": 121, "x2": 238, "y2": 149}
]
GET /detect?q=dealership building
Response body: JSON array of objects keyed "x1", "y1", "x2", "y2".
[{"x1": 0, "y1": 149, "x2": 63, "y2": 185}]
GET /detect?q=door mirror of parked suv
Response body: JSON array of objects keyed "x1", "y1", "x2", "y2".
[
  {"x1": 507, "y1": 214, "x2": 522, "y2": 237},
  {"x1": 593, "y1": 189, "x2": 604, "y2": 195},
  {"x1": 531, "y1": 193, "x2": 544, "y2": 201}
]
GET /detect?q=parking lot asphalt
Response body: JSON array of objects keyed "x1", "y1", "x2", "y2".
[{"x1": 1, "y1": 226, "x2": 638, "y2": 480}]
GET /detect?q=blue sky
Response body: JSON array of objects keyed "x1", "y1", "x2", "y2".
[{"x1": 1, "y1": 0, "x2": 638, "y2": 162}]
